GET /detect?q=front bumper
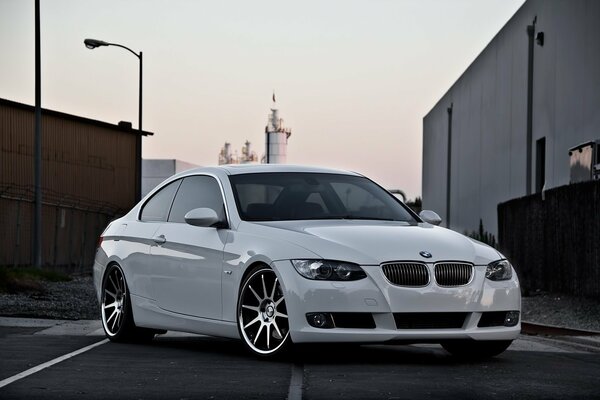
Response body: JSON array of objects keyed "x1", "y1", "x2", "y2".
[{"x1": 272, "y1": 260, "x2": 521, "y2": 343}]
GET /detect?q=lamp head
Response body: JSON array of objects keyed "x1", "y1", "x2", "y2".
[{"x1": 84, "y1": 38, "x2": 108, "y2": 49}]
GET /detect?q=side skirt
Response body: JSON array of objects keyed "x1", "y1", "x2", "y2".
[{"x1": 130, "y1": 294, "x2": 241, "y2": 339}]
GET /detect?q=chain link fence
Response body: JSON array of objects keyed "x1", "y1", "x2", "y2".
[{"x1": 0, "y1": 184, "x2": 126, "y2": 274}]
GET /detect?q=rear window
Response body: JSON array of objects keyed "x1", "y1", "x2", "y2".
[{"x1": 140, "y1": 179, "x2": 181, "y2": 222}]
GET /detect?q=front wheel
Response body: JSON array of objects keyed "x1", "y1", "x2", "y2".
[
  {"x1": 237, "y1": 266, "x2": 291, "y2": 357},
  {"x1": 441, "y1": 340, "x2": 513, "y2": 359}
]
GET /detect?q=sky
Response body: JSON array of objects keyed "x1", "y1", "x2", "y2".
[{"x1": 0, "y1": 0, "x2": 525, "y2": 200}]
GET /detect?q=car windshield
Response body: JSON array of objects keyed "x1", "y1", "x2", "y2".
[{"x1": 229, "y1": 172, "x2": 418, "y2": 222}]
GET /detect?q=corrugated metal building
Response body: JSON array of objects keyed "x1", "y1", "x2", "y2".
[
  {"x1": 0, "y1": 98, "x2": 152, "y2": 270},
  {"x1": 422, "y1": 0, "x2": 600, "y2": 237}
]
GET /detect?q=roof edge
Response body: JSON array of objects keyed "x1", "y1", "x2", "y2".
[
  {"x1": 423, "y1": 0, "x2": 529, "y2": 119},
  {"x1": 0, "y1": 97, "x2": 154, "y2": 136}
]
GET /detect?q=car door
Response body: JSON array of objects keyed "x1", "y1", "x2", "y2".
[
  {"x1": 126, "y1": 179, "x2": 182, "y2": 300},
  {"x1": 150, "y1": 175, "x2": 228, "y2": 319}
]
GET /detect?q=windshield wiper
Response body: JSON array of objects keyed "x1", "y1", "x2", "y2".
[{"x1": 332, "y1": 215, "x2": 397, "y2": 221}]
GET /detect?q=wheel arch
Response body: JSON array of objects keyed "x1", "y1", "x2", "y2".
[
  {"x1": 95, "y1": 259, "x2": 121, "y2": 303},
  {"x1": 236, "y1": 260, "x2": 273, "y2": 316},
  {"x1": 101, "y1": 261, "x2": 125, "y2": 293}
]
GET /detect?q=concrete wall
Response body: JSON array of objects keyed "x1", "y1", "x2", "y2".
[{"x1": 422, "y1": 0, "x2": 600, "y2": 236}]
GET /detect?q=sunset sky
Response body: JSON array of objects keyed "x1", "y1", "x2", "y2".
[{"x1": 1, "y1": 0, "x2": 525, "y2": 200}]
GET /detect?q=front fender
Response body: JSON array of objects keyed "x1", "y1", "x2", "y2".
[{"x1": 221, "y1": 230, "x2": 321, "y2": 322}]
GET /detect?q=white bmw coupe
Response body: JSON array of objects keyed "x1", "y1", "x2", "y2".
[{"x1": 94, "y1": 165, "x2": 520, "y2": 358}]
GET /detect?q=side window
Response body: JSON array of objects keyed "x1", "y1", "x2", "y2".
[
  {"x1": 140, "y1": 180, "x2": 181, "y2": 222},
  {"x1": 168, "y1": 175, "x2": 225, "y2": 223}
]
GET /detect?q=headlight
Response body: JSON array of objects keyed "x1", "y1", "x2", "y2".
[
  {"x1": 486, "y1": 259, "x2": 513, "y2": 281},
  {"x1": 291, "y1": 260, "x2": 367, "y2": 281}
]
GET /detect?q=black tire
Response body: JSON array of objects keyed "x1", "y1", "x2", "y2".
[
  {"x1": 237, "y1": 265, "x2": 292, "y2": 357},
  {"x1": 101, "y1": 264, "x2": 155, "y2": 343},
  {"x1": 441, "y1": 340, "x2": 513, "y2": 359}
]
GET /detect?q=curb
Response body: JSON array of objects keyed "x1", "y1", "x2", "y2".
[
  {"x1": 522, "y1": 321, "x2": 600, "y2": 351},
  {"x1": 521, "y1": 321, "x2": 600, "y2": 336}
]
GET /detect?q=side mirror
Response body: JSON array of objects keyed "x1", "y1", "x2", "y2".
[
  {"x1": 184, "y1": 208, "x2": 220, "y2": 227},
  {"x1": 419, "y1": 210, "x2": 442, "y2": 226}
]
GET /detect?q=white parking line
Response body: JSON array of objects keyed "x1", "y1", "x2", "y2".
[
  {"x1": 0, "y1": 339, "x2": 109, "y2": 389},
  {"x1": 287, "y1": 363, "x2": 304, "y2": 400}
]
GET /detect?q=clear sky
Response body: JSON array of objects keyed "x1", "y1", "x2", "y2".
[{"x1": 1, "y1": 0, "x2": 524, "y2": 200}]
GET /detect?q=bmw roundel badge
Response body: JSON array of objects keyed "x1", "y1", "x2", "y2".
[{"x1": 419, "y1": 251, "x2": 432, "y2": 259}]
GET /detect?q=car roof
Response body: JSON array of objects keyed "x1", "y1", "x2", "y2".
[{"x1": 182, "y1": 164, "x2": 362, "y2": 176}]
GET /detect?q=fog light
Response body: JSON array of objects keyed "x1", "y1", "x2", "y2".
[
  {"x1": 306, "y1": 312, "x2": 334, "y2": 329},
  {"x1": 504, "y1": 311, "x2": 520, "y2": 327}
]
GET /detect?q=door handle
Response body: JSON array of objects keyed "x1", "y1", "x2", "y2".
[{"x1": 152, "y1": 234, "x2": 166, "y2": 245}]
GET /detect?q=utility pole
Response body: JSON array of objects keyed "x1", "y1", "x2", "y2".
[{"x1": 33, "y1": 0, "x2": 42, "y2": 268}]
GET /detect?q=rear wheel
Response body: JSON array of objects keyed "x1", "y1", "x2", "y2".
[
  {"x1": 237, "y1": 266, "x2": 291, "y2": 357},
  {"x1": 101, "y1": 264, "x2": 155, "y2": 342},
  {"x1": 441, "y1": 340, "x2": 513, "y2": 359}
]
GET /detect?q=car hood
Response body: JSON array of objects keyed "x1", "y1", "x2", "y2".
[{"x1": 252, "y1": 220, "x2": 501, "y2": 265}]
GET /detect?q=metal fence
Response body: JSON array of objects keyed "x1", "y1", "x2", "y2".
[
  {"x1": 0, "y1": 184, "x2": 125, "y2": 273},
  {"x1": 497, "y1": 180, "x2": 600, "y2": 298}
]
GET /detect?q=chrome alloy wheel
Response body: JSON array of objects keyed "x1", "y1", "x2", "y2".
[
  {"x1": 101, "y1": 265, "x2": 127, "y2": 337},
  {"x1": 238, "y1": 268, "x2": 290, "y2": 355}
]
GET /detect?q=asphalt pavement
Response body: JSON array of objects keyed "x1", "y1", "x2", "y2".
[{"x1": 0, "y1": 319, "x2": 599, "y2": 399}]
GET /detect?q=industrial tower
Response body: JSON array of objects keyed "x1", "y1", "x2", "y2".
[{"x1": 264, "y1": 94, "x2": 291, "y2": 163}]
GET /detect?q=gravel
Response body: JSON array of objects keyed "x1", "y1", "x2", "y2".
[
  {"x1": 1, "y1": 276, "x2": 599, "y2": 332},
  {"x1": 522, "y1": 292, "x2": 600, "y2": 332},
  {"x1": 0, "y1": 275, "x2": 99, "y2": 320}
]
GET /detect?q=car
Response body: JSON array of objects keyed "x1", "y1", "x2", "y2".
[{"x1": 93, "y1": 164, "x2": 521, "y2": 358}]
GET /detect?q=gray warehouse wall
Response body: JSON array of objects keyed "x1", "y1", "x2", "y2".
[{"x1": 422, "y1": 0, "x2": 600, "y2": 236}]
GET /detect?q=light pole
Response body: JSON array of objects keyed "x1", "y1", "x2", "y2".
[{"x1": 84, "y1": 38, "x2": 143, "y2": 201}]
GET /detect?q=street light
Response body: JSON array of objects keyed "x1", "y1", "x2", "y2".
[
  {"x1": 84, "y1": 38, "x2": 143, "y2": 201},
  {"x1": 84, "y1": 38, "x2": 109, "y2": 49}
]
